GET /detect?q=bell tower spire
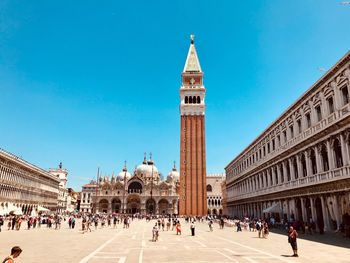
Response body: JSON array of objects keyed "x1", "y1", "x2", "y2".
[{"x1": 179, "y1": 35, "x2": 207, "y2": 216}]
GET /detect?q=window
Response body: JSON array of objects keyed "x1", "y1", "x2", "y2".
[
  {"x1": 206, "y1": 185, "x2": 213, "y2": 192},
  {"x1": 306, "y1": 113, "x2": 311, "y2": 128},
  {"x1": 290, "y1": 126, "x2": 294, "y2": 139},
  {"x1": 297, "y1": 119, "x2": 302, "y2": 134},
  {"x1": 315, "y1": 105, "x2": 322, "y2": 122},
  {"x1": 327, "y1": 97, "x2": 334, "y2": 114},
  {"x1": 341, "y1": 86, "x2": 349, "y2": 105},
  {"x1": 267, "y1": 143, "x2": 270, "y2": 153},
  {"x1": 277, "y1": 135, "x2": 280, "y2": 146},
  {"x1": 272, "y1": 139, "x2": 275, "y2": 151},
  {"x1": 185, "y1": 96, "x2": 188, "y2": 104},
  {"x1": 283, "y1": 130, "x2": 287, "y2": 143},
  {"x1": 197, "y1": 96, "x2": 200, "y2": 104}
]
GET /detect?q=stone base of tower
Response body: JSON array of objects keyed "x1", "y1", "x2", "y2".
[{"x1": 179, "y1": 115, "x2": 207, "y2": 216}]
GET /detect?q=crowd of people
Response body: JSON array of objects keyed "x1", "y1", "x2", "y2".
[{"x1": 9, "y1": 211, "x2": 348, "y2": 259}]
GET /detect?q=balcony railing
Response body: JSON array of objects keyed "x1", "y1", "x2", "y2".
[{"x1": 227, "y1": 104, "x2": 350, "y2": 184}]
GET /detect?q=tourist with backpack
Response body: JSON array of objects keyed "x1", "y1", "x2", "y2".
[{"x1": 2, "y1": 246, "x2": 22, "y2": 263}]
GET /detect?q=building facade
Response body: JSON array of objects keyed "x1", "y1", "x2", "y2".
[
  {"x1": 0, "y1": 148, "x2": 60, "y2": 215},
  {"x1": 206, "y1": 173, "x2": 225, "y2": 215},
  {"x1": 179, "y1": 35, "x2": 207, "y2": 216},
  {"x1": 225, "y1": 51, "x2": 350, "y2": 232},
  {"x1": 80, "y1": 182, "x2": 98, "y2": 213},
  {"x1": 89, "y1": 155, "x2": 179, "y2": 215},
  {"x1": 49, "y1": 163, "x2": 70, "y2": 213}
]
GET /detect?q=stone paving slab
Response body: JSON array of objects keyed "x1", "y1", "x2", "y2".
[{"x1": 0, "y1": 219, "x2": 350, "y2": 262}]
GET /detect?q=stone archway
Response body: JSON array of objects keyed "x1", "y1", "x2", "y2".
[
  {"x1": 99, "y1": 199, "x2": 109, "y2": 213},
  {"x1": 126, "y1": 195, "x2": 141, "y2": 214},
  {"x1": 111, "y1": 198, "x2": 121, "y2": 213},
  {"x1": 158, "y1": 199, "x2": 169, "y2": 215},
  {"x1": 146, "y1": 198, "x2": 156, "y2": 214}
]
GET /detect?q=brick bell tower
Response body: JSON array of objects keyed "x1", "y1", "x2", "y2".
[{"x1": 179, "y1": 35, "x2": 207, "y2": 216}]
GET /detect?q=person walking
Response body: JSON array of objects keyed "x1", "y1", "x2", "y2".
[
  {"x1": 208, "y1": 220, "x2": 213, "y2": 232},
  {"x1": 176, "y1": 221, "x2": 181, "y2": 235},
  {"x1": 288, "y1": 226, "x2": 299, "y2": 257},
  {"x1": 2, "y1": 246, "x2": 22, "y2": 263},
  {"x1": 190, "y1": 222, "x2": 195, "y2": 236}
]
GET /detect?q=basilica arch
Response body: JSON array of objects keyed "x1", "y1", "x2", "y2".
[
  {"x1": 158, "y1": 199, "x2": 169, "y2": 214},
  {"x1": 111, "y1": 198, "x2": 121, "y2": 213},
  {"x1": 146, "y1": 198, "x2": 156, "y2": 214},
  {"x1": 126, "y1": 195, "x2": 141, "y2": 214},
  {"x1": 99, "y1": 199, "x2": 109, "y2": 213}
]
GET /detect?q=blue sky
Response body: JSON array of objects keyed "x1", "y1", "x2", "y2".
[{"x1": 1, "y1": 0, "x2": 349, "y2": 190}]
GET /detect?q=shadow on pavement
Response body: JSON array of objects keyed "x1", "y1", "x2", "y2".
[{"x1": 270, "y1": 228, "x2": 350, "y2": 249}]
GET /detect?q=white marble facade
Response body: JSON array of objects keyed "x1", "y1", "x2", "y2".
[
  {"x1": 225, "y1": 51, "x2": 350, "y2": 232},
  {"x1": 0, "y1": 149, "x2": 60, "y2": 215}
]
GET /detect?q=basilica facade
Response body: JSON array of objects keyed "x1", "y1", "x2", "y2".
[
  {"x1": 225, "y1": 51, "x2": 350, "y2": 232},
  {"x1": 90, "y1": 155, "x2": 180, "y2": 215}
]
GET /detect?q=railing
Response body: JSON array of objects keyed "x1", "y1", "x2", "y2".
[
  {"x1": 228, "y1": 165, "x2": 350, "y2": 202},
  {"x1": 227, "y1": 104, "x2": 350, "y2": 184}
]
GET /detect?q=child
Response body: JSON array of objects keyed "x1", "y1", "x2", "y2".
[{"x1": 2, "y1": 246, "x2": 22, "y2": 263}]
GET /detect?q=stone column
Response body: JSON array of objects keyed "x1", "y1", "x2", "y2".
[
  {"x1": 289, "y1": 158, "x2": 295, "y2": 181},
  {"x1": 276, "y1": 165, "x2": 282, "y2": 184},
  {"x1": 331, "y1": 81, "x2": 342, "y2": 110},
  {"x1": 272, "y1": 167, "x2": 277, "y2": 185},
  {"x1": 340, "y1": 133, "x2": 349, "y2": 165},
  {"x1": 267, "y1": 170, "x2": 272, "y2": 187},
  {"x1": 332, "y1": 195, "x2": 341, "y2": 230},
  {"x1": 286, "y1": 199, "x2": 290, "y2": 221},
  {"x1": 310, "y1": 197, "x2": 317, "y2": 225},
  {"x1": 315, "y1": 145, "x2": 323, "y2": 173},
  {"x1": 300, "y1": 197, "x2": 307, "y2": 222},
  {"x1": 326, "y1": 140, "x2": 335, "y2": 169},
  {"x1": 282, "y1": 161, "x2": 288, "y2": 182},
  {"x1": 305, "y1": 150, "x2": 312, "y2": 177},
  {"x1": 320, "y1": 195, "x2": 331, "y2": 232},
  {"x1": 297, "y1": 154, "x2": 303, "y2": 179}
]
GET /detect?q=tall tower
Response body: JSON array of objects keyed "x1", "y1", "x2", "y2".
[{"x1": 179, "y1": 35, "x2": 207, "y2": 216}]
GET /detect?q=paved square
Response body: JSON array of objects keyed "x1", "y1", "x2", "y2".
[{"x1": 1, "y1": 219, "x2": 349, "y2": 262}]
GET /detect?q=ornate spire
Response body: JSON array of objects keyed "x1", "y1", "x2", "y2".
[
  {"x1": 173, "y1": 161, "x2": 177, "y2": 171},
  {"x1": 183, "y1": 34, "x2": 202, "y2": 73},
  {"x1": 123, "y1": 160, "x2": 127, "y2": 172},
  {"x1": 143, "y1": 152, "x2": 147, "y2": 164}
]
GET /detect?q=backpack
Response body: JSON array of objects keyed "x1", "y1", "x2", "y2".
[{"x1": 3, "y1": 257, "x2": 14, "y2": 263}]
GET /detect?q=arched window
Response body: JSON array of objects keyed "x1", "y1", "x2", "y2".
[
  {"x1": 333, "y1": 138, "x2": 343, "y2": 168},
  {"x1": 189, "y1": 96, "x2": 193, "y2": 104},
  {"x1": 185, "y1": 96, "x2": 188, "y2": 104},
  {"x1": 310, "y1": 149, "x2": 317, "y2": 174},
  {"x1": 206, "y1": 184, "x2": 212, "y2": 192},
  {"x1": 321, "y1": 144, "x2": 329, "y2": 171},
  {"x1": 193, "y1": 96, "x2": 196, "y2": 104},
  {"x1": 197, "y1": 96, "x2": 200, "y2": 104}
]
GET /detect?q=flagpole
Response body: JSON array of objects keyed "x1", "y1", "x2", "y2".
[{"x1": 95, "y1": 167, "x2": 100, "y2": 213}]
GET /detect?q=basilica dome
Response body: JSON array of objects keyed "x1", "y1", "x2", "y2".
[
  {"x1": 117, "y1": 164, "x2": 131, "y2": 181},
  {"x1": 136, "y1": 154, "x2": 160, "y2": 180},
  {"x1": 167, "y1": 162, "x2": 179, "y2": 183}
]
